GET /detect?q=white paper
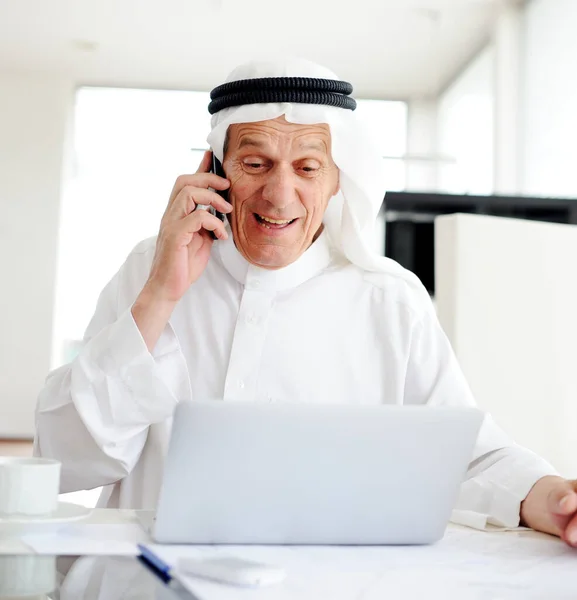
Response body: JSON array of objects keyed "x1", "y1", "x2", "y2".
[
  {"x1": 145, "y1": 527, "x2": 577, "y2": 600},
  {"x1": 21, "y1": 523, "x2": 149, "y2": 556}
]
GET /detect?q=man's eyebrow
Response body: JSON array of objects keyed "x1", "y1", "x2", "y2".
[
  {"x1": 297, "y1": 140, "x2": 327, "y2": 153},
  {"x1": 238, "y1": 137, "x2": 266, "y2": 150},
  {"x1": 237, "y1": 137, "x2": 328, "y2": 153}
]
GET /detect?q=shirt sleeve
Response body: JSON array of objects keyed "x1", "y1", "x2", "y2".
[
  {"x1": 403, "y1": 299, "x2": 558, "y2": 529},
  {"x1": 34, "y1": 258, "x2": 191, "y2": 493}
]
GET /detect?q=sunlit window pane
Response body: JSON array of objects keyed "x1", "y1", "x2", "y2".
[{"x1": 355, "y1": 99, "x2": 407, "y2": 157}]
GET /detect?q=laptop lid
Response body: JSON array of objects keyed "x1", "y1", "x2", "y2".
[{"x1": 153, "y1": 402, "x2": 483, "y2": 545}]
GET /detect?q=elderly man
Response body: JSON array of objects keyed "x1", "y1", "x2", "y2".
[{"x1": 35, "y1": 59, "x2": 577, "y2": 546}]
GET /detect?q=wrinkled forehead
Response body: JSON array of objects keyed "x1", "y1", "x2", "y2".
[{"x1": 225, "y1": 117, "x2": 333, "y2": 156}]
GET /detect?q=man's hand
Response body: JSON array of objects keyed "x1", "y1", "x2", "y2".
[
  {"x1": 521, "y1": 475, "x2": 577, "y2": 547},
  {"x1": 132, "y1": 151, "x2": 231, "y2": 351}
]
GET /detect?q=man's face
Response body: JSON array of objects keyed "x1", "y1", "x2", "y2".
[{"x1": 223, "y1": 116, "x2": 339, "y2": 269}]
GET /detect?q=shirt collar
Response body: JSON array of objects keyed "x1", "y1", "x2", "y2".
[{"x1": 218, "y1": 227, "x2": 332, "y2": 292}]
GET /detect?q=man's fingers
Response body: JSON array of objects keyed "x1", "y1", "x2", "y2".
[
  {"x1": 563, "y1": 511, "x2": 577, "y2": 547},
  {"x1": 182, "y1": 210, "x2": 229, "y2": 240},
  {"x1": 166, "y1": 186, "x2": 232, "y2": 221},
  {"x1": 175, "y1": 173, "x2": 230, "y2": 191},
  {"x1": 548, "y1": 481, "x2": 577, "y2": 516},
  {"x1": 546, "y1": 481, "x2": 577, "y2": 544},
  {"x1": 196, "y1": 150, "x2": 212, "y2": 174},
  {"x1": 559, "y1": 491, "x2": 577, "y2": 515},
  {"x1": 167, "y1": 173, "x2": 230, "y2": 208}
]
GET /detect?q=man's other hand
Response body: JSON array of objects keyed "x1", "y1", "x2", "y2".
[{"x1": 521, "y1": 475, "x2": 577, "y2": 547}]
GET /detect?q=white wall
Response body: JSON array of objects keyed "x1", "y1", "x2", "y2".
[
  {"x1": 522, "y1": 0, "x2": 577, "y2": 197},
  {"x1": 437, "y1": 45, "x2": 494, "y2": 195},
  {"x1": 435, "y1": 214, "x2": 577, "y2": 477},
  {"x1": 0, "y1": 72, "x2": 74, "y2": 437}
]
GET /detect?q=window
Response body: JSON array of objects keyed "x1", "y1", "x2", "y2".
[
  {"x1": 355, "y1": 98, "x2": 407, "y2": 193},
  {"x1": 52, "y1": 88, "x2": 407, "y2": 367}
]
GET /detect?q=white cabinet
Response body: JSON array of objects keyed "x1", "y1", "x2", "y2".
[{"x1": 435, "y1": 213, "x2": 577, "y2": 477}]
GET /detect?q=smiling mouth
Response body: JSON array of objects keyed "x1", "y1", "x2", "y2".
[{"x1": 254, "y1": 213, "x2": 297, "y2": 229}]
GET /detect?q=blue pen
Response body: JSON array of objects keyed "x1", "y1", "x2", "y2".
[{"x1": 138, "y1": 544, "x2": 200, "y2": 599}]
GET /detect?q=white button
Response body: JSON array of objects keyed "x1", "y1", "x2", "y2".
[
  {"x1": 238, "y1": 380, "x2": 245, "y2": 389},
  {"x1": 246, "y1": 314, "x2": 258, "y2": 324},
  {"x1": 251, "y1": 279, "x2": 261, "y2": 288}
]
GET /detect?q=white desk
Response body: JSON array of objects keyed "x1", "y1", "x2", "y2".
[{"x1": 1, "y1": 509, "x2": 575, "y2": 599}]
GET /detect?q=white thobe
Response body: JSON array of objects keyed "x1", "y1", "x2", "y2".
[{"x1": 34, "y1": 231, "x2": 557, "y2": 527}]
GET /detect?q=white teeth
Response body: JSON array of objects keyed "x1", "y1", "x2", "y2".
[{"x1": 258, "y1": 215, "x2": 293, "y2": 224}]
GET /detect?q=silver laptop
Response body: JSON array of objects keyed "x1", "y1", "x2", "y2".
[{"x1": 152, "y1": 401, "x2": 483, "y2": 545}]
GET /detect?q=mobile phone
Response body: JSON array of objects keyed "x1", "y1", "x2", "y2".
[{"x1": 209, "y1": 152, "x2": 230, "y2": 240}]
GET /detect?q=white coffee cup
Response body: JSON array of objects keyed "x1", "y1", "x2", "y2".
[
  {"x1": 0, "y1": 457, "x2": 61, "y2": 516},
  {"x1": 0, "y1": 556, "x2": 56, "y2": 596}
]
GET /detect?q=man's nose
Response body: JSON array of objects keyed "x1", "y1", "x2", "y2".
[{"x1": 261, "y1": 164, "x2": 299, "y2": 209}]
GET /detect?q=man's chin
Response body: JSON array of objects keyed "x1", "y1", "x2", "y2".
[{"x1": 241, "y1": 245, "x2": 300, "y2": 271}]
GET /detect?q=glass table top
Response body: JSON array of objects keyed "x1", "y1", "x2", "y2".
[{"x1": 0, "y1": 554, "x2": 196, "y2": 599}]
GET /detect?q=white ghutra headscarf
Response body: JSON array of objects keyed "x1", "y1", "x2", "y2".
[{"x1": 206, "y1": 58, "x2": 422, "y2": 290}]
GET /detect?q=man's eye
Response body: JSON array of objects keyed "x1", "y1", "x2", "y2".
[{"x1": 244, "y1": 162, "x2": 264, "y2": 169}]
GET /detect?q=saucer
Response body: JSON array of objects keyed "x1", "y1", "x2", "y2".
[{"x1": 0, "y1": 502, "x2": 92, "y2": 527}]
